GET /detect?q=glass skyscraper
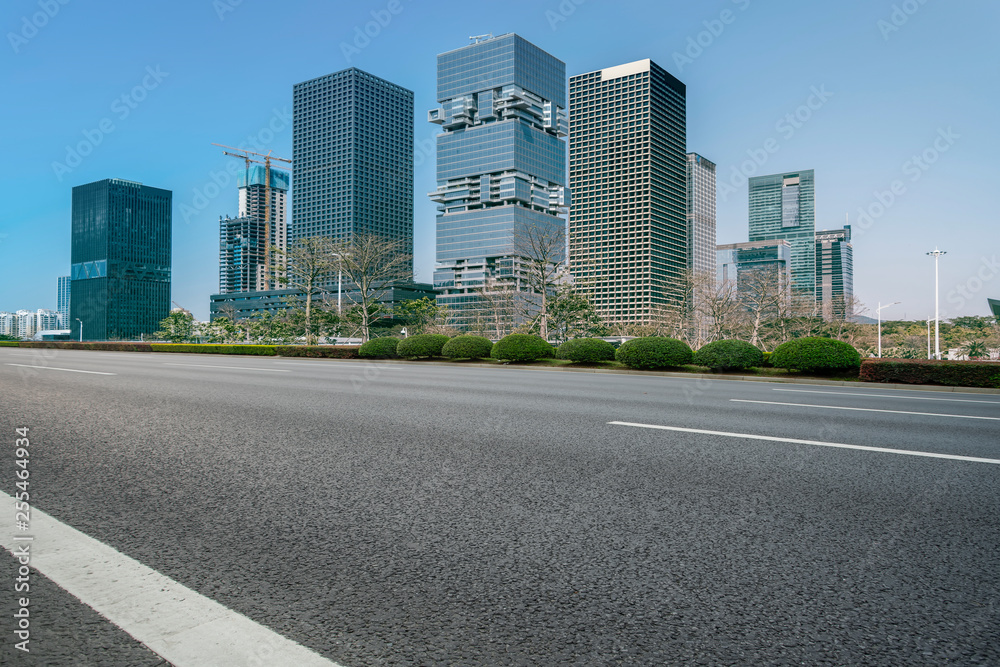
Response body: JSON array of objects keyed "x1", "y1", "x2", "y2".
[
  {"x1": 748, "y1": 170, "x2": 816, "y2": 301},
  {"x1": 57, "y1": 275, "x2": 70, "y2": 328},
  {"x1": 568, "y1": 59, "x2": 687, "y2": 326},
  {"x1": 70, "y1": 179, "x2": 172, "y2": 341},
  {"x1": 429, "y1": 33, "x2": 568, "y2": 332},
  {"x1": 686, "y1": 153, "x2": 717, "y2": 279},
  {"x1": 292, "y1": 68, "x2": 414, "y2": 271},
  {"x1": 815, "y1": 225, "x2": 853, "y2": 320}
]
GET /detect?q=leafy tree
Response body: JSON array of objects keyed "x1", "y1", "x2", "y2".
[
  {"x1": 395, "y1": 297, "x2": 448, "y2": 335},
  {"x1": 200, "y1": 316, "x2": 241, "y2": 344},
  {"x1": 547, "y1": 287, "x2": 607, "y2": 340},
  {"x1": 155, "y1": 310, "x2": 196, "y2": 343}
]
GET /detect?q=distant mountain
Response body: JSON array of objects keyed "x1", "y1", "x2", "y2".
[{"x1": 850, "y1": 315, "x2": 878, "y2": 324}]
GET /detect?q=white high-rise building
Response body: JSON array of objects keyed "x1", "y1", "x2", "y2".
[{"x1": 0, "y1": 312, "x2": 15, "y2": 337}]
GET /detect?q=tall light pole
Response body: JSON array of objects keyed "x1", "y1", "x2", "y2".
[
  {"x1": 926, "y1": 248, "x2": 946, "y2": 360},
  {"x1": 876, "y1": 301, "x2": 900, "y2": 358},
  {"x1": 75, "y1": 318, "x2": 82, "y2": 343}
]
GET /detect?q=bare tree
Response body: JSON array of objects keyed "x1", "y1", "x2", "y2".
[
  {"x1": 474, "y1": 276, "x2": 522, "y2": 340},
  {"x1": 333, "y1": 233, "x2": 413, "y2": 342},
  {"x1": 738, "y1": 266, "x2": 789, "y2": 348},
  {"x1": 697, "y1": 277, "x2": 743, "y2": 343},
  {"x1": 273, "y1": 236, "x2": 340, "y2": 345},
  {"x1": 512, "y1": 221, "x2": 565, "y2": 341}
]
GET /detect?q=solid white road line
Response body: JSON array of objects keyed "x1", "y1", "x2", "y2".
[
  {"x1": 772, "y1": 388, "x2": 1000, "y2": 405},
  {"x1": 0, "y1": 492, "x2": 341, "y2": 667},
  {"x1": 607, "y1": 422, "x2": 1000, "y2": 465},
  {"x1": 730, "y1": 399, "x2": 1000, "y2": 421},
  {"x1": 163, "y1": 363, "x2": 290, "y2": 373},
  {"x1": 4, "y1": 363, "x2": 116, "y2": 376}
]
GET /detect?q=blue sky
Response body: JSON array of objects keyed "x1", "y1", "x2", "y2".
[{"x1": 2, "y1": 0, "x2": 997, "y2": 322}]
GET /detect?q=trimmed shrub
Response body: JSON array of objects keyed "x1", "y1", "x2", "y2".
[
  {"x1": 20, "y1": 341, "x2": 153, "y2": 352},
  {"x1": 769, "y1": 337, "x2": 861, "y2": 374},
  {"x1": 441, "y1": 335, "x2": 494, "y2": 360},
  {"x1": 491, "y1": 334, "x2": 555, "y2": 362},
  {"x1": 860, "y1": 358, "x2": 1000, "y2": 388},
  {"x1": 274, "y1": 346, "x2": 359, "y2": 359},
  {"x1": 615, "y1": 337, "x2": 693, "y2": 369},
  {"x1": 0, "y1": 341, "x2": 21, "y2": 347},
  {"x1": 693, "y1": 339, "x2": 764, "y2": 371},
  {"x1": 396, "y1": 334, "x2": 449, "y2": 359},
  {"x1": 557, "y1": 338, "x2": 616, "y2": 363},
  {"x1": 150, "y1": 344, "x2": 275, "y2": 356},
  {"x1": 358, "y1": 337, "x2": 399, "y2": 359},
  {"x1": 760, "y1": 351, "x2": 773, "y2": 368}
]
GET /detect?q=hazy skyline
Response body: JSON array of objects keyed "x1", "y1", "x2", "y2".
[{"x1": 2, "y1": 0, "x2": 997, "y2": 322}]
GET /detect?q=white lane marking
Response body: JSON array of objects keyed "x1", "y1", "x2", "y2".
[
  {"x1": 730, "y1": 399, "x2": 1000, "y2": 421},
  {"x1": 163, "y1": 363, "x2": 290, "y2": 373},
  {"x1": 4, "y1": 363, "x2": 116, "y2": 376},
  {"x1": 607, "y1": 422, "x2": 1000, "y2": 465},
  {"x1": 772, "y1": 388, "x2": 1000, "y2": 405},
  {"x1": 0, "y1": 492, "x2": 342, "y2": 667}
]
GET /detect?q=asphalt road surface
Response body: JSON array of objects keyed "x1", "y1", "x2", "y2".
[{"x1": 2, "y1": 348, "x2": 999, "y2": 666}]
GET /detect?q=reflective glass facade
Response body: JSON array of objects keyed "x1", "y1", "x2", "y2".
[
  {"x1": 430, "y1": 34, "x2": 568, "y2": 332},
  {"x1": 70, "y1": 179, "x2": 172, "y2": 341},
  {"x1": 815, "y1": 226, "x2": 853, "y2": 320},
  {"x1": 57, "y1": 275, "x2": 70, "y2": 328},
  {"x1": 292, "y1": 68, "x2": 414, "y2": 270},
  {"x1": 748, "y1": 170, "x2": 816, "y2": 299},
  {"x1": 569, "y1": 59, "x2": 687, "y2": 325}
]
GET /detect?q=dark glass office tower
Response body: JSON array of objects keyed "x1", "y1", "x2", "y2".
[
  {"x1": 569, "y1": 59, "x2": 687, "y2": 326},
  {"x1": 292, "y1": 68, "x2": 414, "y2": 270},
  {"x1": 815, "y1": 225, "x2": 853, "y2": 320},
  {"x1": 748, "y1": 170, "x2": 816, "y2": 301},
  {"x1": 429, "y1": 33, "x2": 569, "y2": 332},
  {"x1": 70, "y1": 179, "x2": 172, "y2": 340}
]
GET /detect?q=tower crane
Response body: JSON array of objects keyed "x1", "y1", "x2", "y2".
[{"x1": 212, "y1": 143, "x2": 292, "y2": 291}]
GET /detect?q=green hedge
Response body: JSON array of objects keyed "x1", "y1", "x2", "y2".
[
  {"x1": 274, "y1": 346, "x2": 359, "y2": 359},
  {"x1": 397, "y1": 334, "x2": 449, "y2": 359},
  {"x1": 441, "y1": 335, "x2": 494, "y2": 359},
  {"x1": 491, "y1": 334, "x2": 555, "y2": 362},
  {"x1": 150, "y1": 344, "x2": 276, "y2": 355},
  {"x1": 615, "y1": 337, "x2": 693, "y2": 369},
  {"x1": 19, "y1": 341, "x2": 153, "y2": 352},
  {"x1": 557, "y1": 338, "x2": 616, "y2": 363},
  {"x1": 770, "y1": 337, "x2": 860, "y2": 374},
  {"x1": 358, "y1": 337, "x2": 399, "y2": 359},
  {"x1": 693, "y1": 339, "x2": 764, "y2": 371},
  {"x1": 860, "y1": 358, "x2": 1000, "y2": 388},
  {"x1": 0, "y1": 341, "x2": 21, "y2": 347}
]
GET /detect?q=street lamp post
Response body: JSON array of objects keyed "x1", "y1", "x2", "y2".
[
  {"x1": 75, "y1": 318, "x2": 82, "y2": 343},
  {"x1": 876, "y1": 301, "x2": 900, "y2": 358},
  {"x1": 926, "y1": 248, "x2": 946, "y2": 360}
]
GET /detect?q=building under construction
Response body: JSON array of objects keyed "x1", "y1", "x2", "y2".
[{"x1": 219, "y1": 165, "x2": 290, "y2": 293}]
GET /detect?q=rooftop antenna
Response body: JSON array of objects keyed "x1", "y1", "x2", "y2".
[{"x1": 469, "y1": 33, "x2": 493, "y2": 44}]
